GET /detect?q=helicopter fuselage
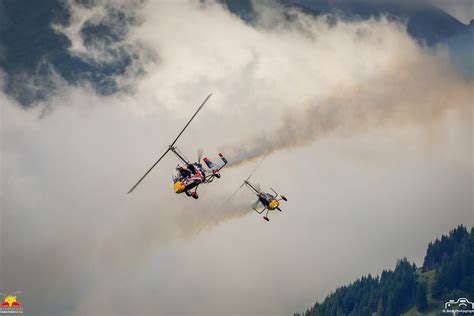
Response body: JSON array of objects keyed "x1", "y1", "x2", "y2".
[
  {"x1": 174, "y1": 162, "x2": 206, "y2": 193},
  {"x1": 244, "y1": 180, "x2": 280, "y2": 210},
  {"x1": 173, "y1": 152, "x2": 227, "y2": 198},
  {"x1": 257, "y1": 192, "x2": 279, "y2": 210}
]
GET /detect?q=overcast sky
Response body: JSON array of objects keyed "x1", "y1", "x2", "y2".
[{"x1": 1, "y1": 1, "x2": 473, "y2": 315}]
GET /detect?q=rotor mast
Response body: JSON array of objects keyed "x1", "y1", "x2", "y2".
[
  {"x1": 244, "y1": 180, "x2": 260, "y2": 194},
  {"x1": 169, "y1": 146, "x2": 190, "y2": 165}
]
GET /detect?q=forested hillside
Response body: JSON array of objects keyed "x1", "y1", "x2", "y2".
[{"x1": 296, "y1": 226, "x2": 474, "y2": 316}]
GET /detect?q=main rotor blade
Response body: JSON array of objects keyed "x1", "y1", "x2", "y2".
[
  {"x1": 127, "y1": 148, "x2": 171, "y2": 194},
  {"x1": 245, "y1": 155, "x2": 266, "y2": 182},
  {"x1": 170, "y1": 93, "x2": 212, "y2": 147}
]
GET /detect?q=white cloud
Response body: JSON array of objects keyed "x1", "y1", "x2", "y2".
[{"x1": 52, "y1": 0, "x2": 147, "y2": 66}]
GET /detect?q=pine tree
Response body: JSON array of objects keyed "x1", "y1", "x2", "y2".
[
  {"x1": 415, "y1": 282, "x2": 428, "y2": 312},
  {"x1": 376, "y1": 297, "x2": 385, "y2": 316},
  {"x1": 298, "y1": 226, "x2": 473, "y2": 316}
]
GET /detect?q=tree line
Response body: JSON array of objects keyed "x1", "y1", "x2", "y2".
[{"x1": 296, "y1": 225, "x2": 473, "y2": 316}]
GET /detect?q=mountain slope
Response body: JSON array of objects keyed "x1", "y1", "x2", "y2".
[
  {"x1": 221, "y1": 0, "x2": 473, "y2": 79},
  {"x1": 222, "y1": 0, "x2": 470, "y2": 45},
  {"x1": 1, "y1": 0, "x2": 472, "y2": 106},
  {"x1": 296, "y1": 226, "x2": 474, "y2": 316},
  {"x1": 0, "y1": 0, "x2": 141, "y2": 105}
]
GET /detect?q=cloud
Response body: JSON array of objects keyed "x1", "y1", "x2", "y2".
[
  {"x1": 1, "y1": 1, "x2": 472, "y2": 315},
  {"x1": 50, "y1": 0, "x2": 154, "y2": 96},
  {"x1": 52, "y1": 0, "x2": 144, "y2": 65}
]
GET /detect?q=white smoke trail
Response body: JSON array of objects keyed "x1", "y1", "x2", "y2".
[{"x1": 223, "y1": 49, "x2": 473, "y2": 166}]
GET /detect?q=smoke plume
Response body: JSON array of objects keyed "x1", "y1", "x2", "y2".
[{"x1": 224, "y1": 43, "x2": 472, "y2": 166}]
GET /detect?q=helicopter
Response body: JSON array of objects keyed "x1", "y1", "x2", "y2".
[
  {"x1": 127, "y1": 94, "x2": 228, "y2": 199},
  {"x1": 240, "y1": 173, "x2": 288, "y2": 221},
  {"x1": 193, "y1": 157, "x2": 289, "y2": 233}
]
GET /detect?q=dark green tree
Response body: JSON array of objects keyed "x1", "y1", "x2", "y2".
[
  {"x1": 415, "y1": 282, "x2": 428, "y2": 312},
  {"x1": 298, "y1": 226, "x2": 474, "y2": 316}
]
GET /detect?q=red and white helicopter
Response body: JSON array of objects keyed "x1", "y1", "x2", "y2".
[{"x1": 127, "y1": 94, "x2": 228, "y2": 199}]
